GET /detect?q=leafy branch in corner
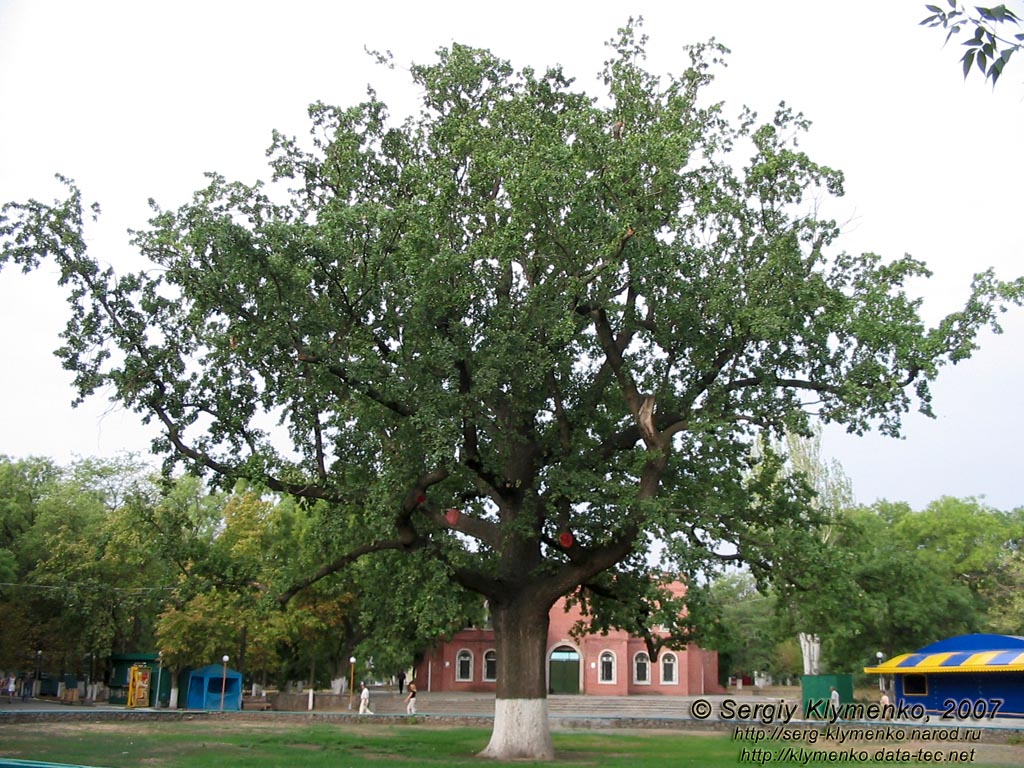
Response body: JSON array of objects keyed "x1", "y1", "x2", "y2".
[{"x1": 922, "y1": 2, "x2": 1024, "y2": 86}]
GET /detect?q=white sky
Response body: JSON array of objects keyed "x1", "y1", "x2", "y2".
[{"x1": 0, "y1": 0, "x2": 1021, "y2": 512}]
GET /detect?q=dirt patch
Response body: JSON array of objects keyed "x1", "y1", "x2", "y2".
[
  {"x1": 828, "y1": 732, "x2": 1024, "y2": 767},
  {"x1": 19, "y1": 719, "x2": 302, "y2": 738},
  {"x1": 902, "y1": 740, "x2": 1024, "y2": 767}
]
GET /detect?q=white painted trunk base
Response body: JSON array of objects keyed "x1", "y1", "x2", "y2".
[
  {"x1": 799, "y1": 632, "x2": 821, "y2": 676},
  {"x1": 479, "y1": 698, "x2": 554, "y2": 760}
]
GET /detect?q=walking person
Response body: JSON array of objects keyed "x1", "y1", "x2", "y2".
[
  {"x1": 6, "y1": 675, "x2": 16, "y2": 703},
  {"x1": 396, "y1": 670, "x2": 406, "y2": 695},
  {"x1": 358, "y1": 682, "x2": 373, "y2": 714},
  {"x1": 404, "y1": 683, "x2": 417, "y2": 715}
]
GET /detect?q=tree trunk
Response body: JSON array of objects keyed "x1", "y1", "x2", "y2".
[
  {"x1": 799, "y1": 632, "x2": 821, "y2": 676},
  {"x1": 478, "y1": 596, "x2": 555, "y2": 760}
]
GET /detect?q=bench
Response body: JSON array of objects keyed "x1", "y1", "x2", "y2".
[{"x1": 242, "y1": 695, "x2": 272, "y2": 711}]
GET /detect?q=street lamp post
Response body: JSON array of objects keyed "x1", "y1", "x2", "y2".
[
  {"x1": 155, "y1": 651, "x2": 164, "y2": 708},
  {"x1": 876, "y1": 651, "x2": 885, "y2": 692},
  {"x1": 348, "y1": 657, "x2": 356, "y2": 710},
  {"x1": 34, "y1": 650, "x2": 41, "y2": 698},
  {"x1": 221, "y1": 655, "x2": 229, "y2": 711}
]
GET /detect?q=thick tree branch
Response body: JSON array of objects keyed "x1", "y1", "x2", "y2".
[
  {"x1": 726, "y1": 375, "x2": 842, "y2": 394},
  {"x1": 277, "y1": 538, "x2": 412, "y2": 605},
  {"x1": 315, "y1": 355, "x2": 415, "y2": 417},
  {"x1": 148, "y1": 395, "x2": 345, "y2": 502},
  {"x1": 596, "y1": 411, "x2": 688, "y2": 458},
  {"x1": 542, "y1": 523, "x2": 642, "y2": 602},
  {"x1": 588, "y1": 305, "x2": 645, "y2": 417}
]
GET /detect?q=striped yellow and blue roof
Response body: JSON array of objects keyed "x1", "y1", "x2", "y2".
[{"x1": 865, "y1": 649, "x2": 1024, "y2": 675}]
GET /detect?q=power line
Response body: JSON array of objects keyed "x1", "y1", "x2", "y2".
[{"x1": 0, "y1": 582, "x2": 174, "y2": 593}]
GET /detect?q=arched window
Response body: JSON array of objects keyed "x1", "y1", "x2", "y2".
[
  {"x1": 661, "y1": 652, "x2": 677, "y2": 684},
  {"x1": 633, "y1": 652, "x2": 650, "y2": 684},
  {"x1": 456, "y1": 649, "x2": 473, "y2": 681},
  {"x1": 484, "y1": 650, "x2": 498, "y2": 681},
  {"x1": 599, "y1": 651, "x2": 616, "y2": 684}
]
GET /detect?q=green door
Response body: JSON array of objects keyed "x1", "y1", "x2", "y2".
[{"x1": 549, "y1": 646, "x2": 580, "y2": 694}]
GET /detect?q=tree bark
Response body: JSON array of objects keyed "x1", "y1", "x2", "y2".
[
  {"x1": 799, "y1": 632, "x2": 821, "y2": 676},
  {"x1": 478, "y1": 595, "x2": 556, "y2": 760}
]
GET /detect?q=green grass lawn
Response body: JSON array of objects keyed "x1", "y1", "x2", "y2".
[{"x1": 0, "y1": 719, "x2": 1020, "y2": 767}]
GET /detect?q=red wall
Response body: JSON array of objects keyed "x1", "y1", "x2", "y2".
[
  {"x1": 416, "y1": 628, "x2": 497, "y2": 693},
  {"x1": 413, "y1": 587, "x2": 723, "y2": 696}
]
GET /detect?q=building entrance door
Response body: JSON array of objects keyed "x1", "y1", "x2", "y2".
[{"x1": 549, "y1": 646, "x2": 580, "y2": 694}]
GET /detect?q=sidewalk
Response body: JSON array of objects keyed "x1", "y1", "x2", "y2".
[
  {"x1": 0, "y1": 697, "x2": 124, "y2": 713},
  {"x1": 4, "y1": 691, "x2": 1022, "y2": 733}
]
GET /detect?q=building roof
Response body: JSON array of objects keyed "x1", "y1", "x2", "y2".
[{"x1": 864, "y1": 634, "x2": 1024, "y2": 675}]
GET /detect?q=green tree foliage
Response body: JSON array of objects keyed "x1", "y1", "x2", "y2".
[
  {"x1": 0, "y1": 455, "x2": 166, "y2": 678},
  {"x1": 985, "y1": 530, "x2": 1024, "y2": 635},
  {"x1": 0, "y1": 454, "x2": 468, "y2": 692},
  {"x1": 820, "y1": 497, "x2": 1024, "y2": 669},
  {"x1": 827, "y1": 502, "x2": 976, "y2": 667},
  {"x1": 144, "y1": 481, "x2": 283, "y2": 674},
  {"x1": 0, "y1": 456, "x2": 60, "y2": 551},
  {"x1": 3, "y1": 20, "x2": 1022, "y2": 758},
  {"x1": 142, "y1": 478, "x2": 475, "y2": 688},
  {"x1": 706, "y1": 496, "x2": 1024, "y2": 678},
  {"x1": 896, "y1": 496, "x2": 1023, "y2": 597},
  {"x1": 764, "y1": 428, "x2": 859, "y2": 674},
  {"x1": 0, "y1": 456, "x2": 59, "y2": 672},
  {"x1": 922, "y1": 2, "x2": 1024, "y2": 85},
  {"x1": 349, "y1": 549, "x2": 485, "y2": 682},
  {"x1": 703, "y1": 571, "x2": 784, "y2": 682}
]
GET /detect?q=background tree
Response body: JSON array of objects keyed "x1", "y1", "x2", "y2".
[
  {"x1": 0, "y1": 455, "x2": 165, "y2": 683},
  {"x1": 145, "y1": 477, "x2": 477, "y2": 690},
  {"x1": 819, "y1": 497, "x2": 1023, "y2": 669},
  {"x1": 826, "y1": 501, "x2": 976, "y2": 667},
  {"x1": 985, "y1": 522, "x2": 1024, "y2": 635},
  {"x1": 702, "y1": 571, "x2": 785, "y2": 684},
  {"x1": 145, "y1": 481, "x2": 281, "y2": 677},
  {"x1": 0, "y1": 456, "x2": 60, "y2": 674},
  {"x1": 705, "y1": 495, "x2": 1024, "y2": 677},
  {"x1": 895, "y1": 496, "x2": 1023, "y2": 600},
  {"x1": 3, "y1": 20, "x2": 1022, "y2": 759},
  {"x1": 135, "y1": 478, "x2": 353, "y2": 687},
  {"x1": 769, "y1": 428, "x2": 857, "y2": 676}
]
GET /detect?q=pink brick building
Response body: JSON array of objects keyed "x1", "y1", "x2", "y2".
[{"x1": 413, "y1": 587, "x2": 723, "y2": 696}]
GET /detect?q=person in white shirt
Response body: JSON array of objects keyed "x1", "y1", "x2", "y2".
[
  {"x1": 404, "y1": 683, "x2": 417, "y2": 715},
  {"x1": 358, "y1": 682, "x2": 373, "y2": 714}
]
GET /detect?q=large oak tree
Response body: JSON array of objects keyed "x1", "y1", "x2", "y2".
[{"x1": 3, "y1": 22, "x2": 1021, "y2": 759}]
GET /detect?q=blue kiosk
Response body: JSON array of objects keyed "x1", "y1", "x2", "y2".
[
  {"x1": 185, "y1": 664, "x2": 243, "y2": 710},
  {"x1": 864, "y1": 633, "x2": 1024, "y2": 719}
]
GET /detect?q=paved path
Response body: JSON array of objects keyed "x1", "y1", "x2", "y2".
[
  {"x1": 3, "y1": 691, "x2": 1023, "y2": 733},
  {"x1": 0, "y1": 690, "x2": 794, "y2": 720}
]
